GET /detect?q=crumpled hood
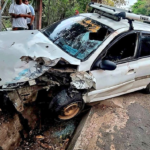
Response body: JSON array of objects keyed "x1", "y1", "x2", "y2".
[{"x1": 0, "y1": 30, "x2": 80, "y2": 87}]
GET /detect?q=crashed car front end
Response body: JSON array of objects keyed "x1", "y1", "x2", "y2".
[
  {"x1": 0, "y1": 31, "x2": 96, "y2": 113},
  {"x1": 0, "y1": 15, "x2": 112, "y2": 120}
]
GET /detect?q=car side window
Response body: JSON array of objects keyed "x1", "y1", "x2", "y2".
[
  {"x1": 139, "y1": 34, "x2": 150, "y2": 57},
  {"x1": 103, "y1": 33, "x2": 137, "y2": 62}
]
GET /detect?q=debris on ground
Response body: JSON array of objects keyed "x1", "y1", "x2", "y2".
[
  {"x1": 0, "y1": 111, "x2": 22, "y2": 150},
  {"x1": 15, "y1": 117, "x2": 81, "y2": 150},
  {"x1": 0, "y1": 91, "x2": 83, "y2": 150}
]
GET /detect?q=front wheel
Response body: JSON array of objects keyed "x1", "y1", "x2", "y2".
[{"x1": 49, "y1": 89, "x2": 84, "y2": 121}]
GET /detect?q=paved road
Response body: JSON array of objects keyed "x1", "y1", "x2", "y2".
[{"x1": 71, "y1": 92, "x2": 150, "y2": 150}]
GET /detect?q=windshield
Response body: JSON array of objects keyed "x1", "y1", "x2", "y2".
[{"x1": 42, "y1": 16, "x2": 112, "y2": 61}]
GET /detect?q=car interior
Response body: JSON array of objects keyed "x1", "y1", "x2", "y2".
[
  {"x1": 89, "y1": 27, "x2": 111, "y2": 41},
  {"x1": 140, "y1": 35, "x2": 150, "y2": 57},
  {"x1": 104, "y1": 33, "x2": 137, "y2": 62}
]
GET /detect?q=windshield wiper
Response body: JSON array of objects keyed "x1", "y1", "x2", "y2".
[{"x1": 43, "y1": 31, "x2": 49, "y2": 37}]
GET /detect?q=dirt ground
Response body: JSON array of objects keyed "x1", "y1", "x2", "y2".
[
  {"x1": 15, "y1": 118, "x2": 80, "y2": 150},
  {"x1": 1, "y1": 91, "x2": 150, "y2": 150},
  {"x1": 0, "y1": 96, "x2": 83, "y2": 150}
]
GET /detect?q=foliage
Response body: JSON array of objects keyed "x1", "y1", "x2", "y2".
[
  {"x1": 112, "y1": 0, "x2": 126, "y2": 6},
  {"x1": 41, "y1": 0, "x2": 127, "y2": 27},
  {"x1": 41, "y1": 0, "x2": 91, "y2": 27},
  {"x1": 92, "y1": 0, "x2": 126, "y2": 7},
  {"x1": 132, "y1": 0, "x2": 150, "y2": 16},
  {"x1": 1, "y1": 0, "x2": 12, "y2": 30},
  {"x1": 2, "y1": 19, "x2": 11, "y2": 30},
  {"x1": 2, "y1": 0, "x2": 127, "y2": 29}
]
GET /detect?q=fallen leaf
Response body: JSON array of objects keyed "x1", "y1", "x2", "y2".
[
  {"x1": 38, "y1": 141, "x2": 52, "y2": 149},
  {"x1": 40, "y1": 143, "x2": 52, "y2": 149},
  {"x1": 36, "y1": 135, "x2": 45, "y2": 139}
]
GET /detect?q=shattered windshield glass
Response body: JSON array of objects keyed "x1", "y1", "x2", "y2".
[{"x1": 42, "y1": 16, "x2": 112, "y2": 61}]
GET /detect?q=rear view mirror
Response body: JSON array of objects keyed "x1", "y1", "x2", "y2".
[{"x1": 95, "y1": 60, "x2": 117, "y2": 71}]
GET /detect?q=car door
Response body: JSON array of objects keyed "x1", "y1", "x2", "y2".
[
  {"x1": 86, "y1": 32, "x2": 139, "y2": 103},
  {"x1": 133, "y1": 32, "x2": 150, "y2": 89}
]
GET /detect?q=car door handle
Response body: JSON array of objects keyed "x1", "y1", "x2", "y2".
[
  {"x1": 128, "y1": 69, "x2": 136, "y2": 74},
  {"x1": 128, "y1": 69, "x2": 134, "y2": 72}
]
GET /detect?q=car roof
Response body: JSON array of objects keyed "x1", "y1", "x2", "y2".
[{"x1": 80, "y1": 13, "x2": 150, "y2": 32}]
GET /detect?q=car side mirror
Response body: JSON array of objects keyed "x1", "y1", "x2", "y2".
[{"x1": 96, "y1": 60, "x2": 117, "y2": 71}]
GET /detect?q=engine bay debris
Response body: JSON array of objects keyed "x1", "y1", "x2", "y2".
[{"x1": 0, "y1": 30, "x2": 96, "y2": 118}]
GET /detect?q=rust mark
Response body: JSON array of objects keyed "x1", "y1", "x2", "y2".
[{"x1": 78, "y1": 19, "x2": 101, "y2": 32}]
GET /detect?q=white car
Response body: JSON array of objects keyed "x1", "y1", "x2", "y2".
[{"x1": 0, "y1": 3, "x2": 150, "y2": 120}]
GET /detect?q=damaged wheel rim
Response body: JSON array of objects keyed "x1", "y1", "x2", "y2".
[{"x1": 58, "y1": 103, "x2": 80, "y2": 120}]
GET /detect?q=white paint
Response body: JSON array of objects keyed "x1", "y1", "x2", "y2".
[
  {"x1": 133, "y1": 57, "x2": 150, "y2": 89},
  {"x1": 0, "y1": 30, "x2": 80, "y2": 86},
  {"x1": 89, "y1": 60, "x2": 137, "y2": 101},
  {"x1": 83, "y1": 85, "x2": 146, "y2": 103},
  {"x1": 126, "y1": 13, "x2": 150, "y2": 23},
  {"x1": 88, "y1": 80, "x2": 135, "y2": 96}
]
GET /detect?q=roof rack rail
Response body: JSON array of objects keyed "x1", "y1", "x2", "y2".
[
  {"x1": 99, "y1": 5, "x2": 116, "y2": 12},
  {"x1": 89, "y1": 2, "x2": 150, "y2": 30}
]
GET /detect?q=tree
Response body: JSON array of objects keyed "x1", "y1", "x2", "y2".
[
  {"x1": 2, "y1": 0, "x2": 127, "y2": 28},
  {"x1": 91, "y1": 0, "x2": 127, "y2": 6},
  {"x1": 1, "y1": 0, "x2": 12, "y2": 29},
  {"x1": 42, "y1": 0, "x2": 127, "y2": 27},
  {"x1": 132, "y1": 0, "x2": 150, "y2": 16},
  {"x1": 112, "y1": 0, "x2": 127, "y2": 6},
  {"x1": 42, "y1": 0, "x2": 91, "y2": 27}
]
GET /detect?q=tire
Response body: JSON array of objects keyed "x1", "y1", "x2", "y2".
[
  {"x1": 49, "y1": 89, "x2": 84, "y2": 121},
  {"x1": 145, "y1": 83, "x2": 150, "y2": 94}
]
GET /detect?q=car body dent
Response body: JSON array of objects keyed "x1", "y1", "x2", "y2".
[
  {"x1": 83, "y1": 80, "x2": 135, "y2": 103},
  {"x1": 0, "y1": 30, "x2": 80, "y2": 86},
  {"x1": 0, "y1": 30, "x2": 96, "y2": 111},
  {"x1": 70, "y1": 72, "x2": 96, "y2": 90},
  {"x1": 83, "y1": 84, "x2": 146, "y2": 104},
  {"x1": 0, "y1": 27, "x2": 131, "y2": 111},
  {"x1": 83, "y1": 61, "x2": 137, "y2": 103}
]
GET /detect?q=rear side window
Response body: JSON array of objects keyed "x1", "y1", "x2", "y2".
[{"x1": 140, "y1": 34, "x2": 150, "y2": 57}]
